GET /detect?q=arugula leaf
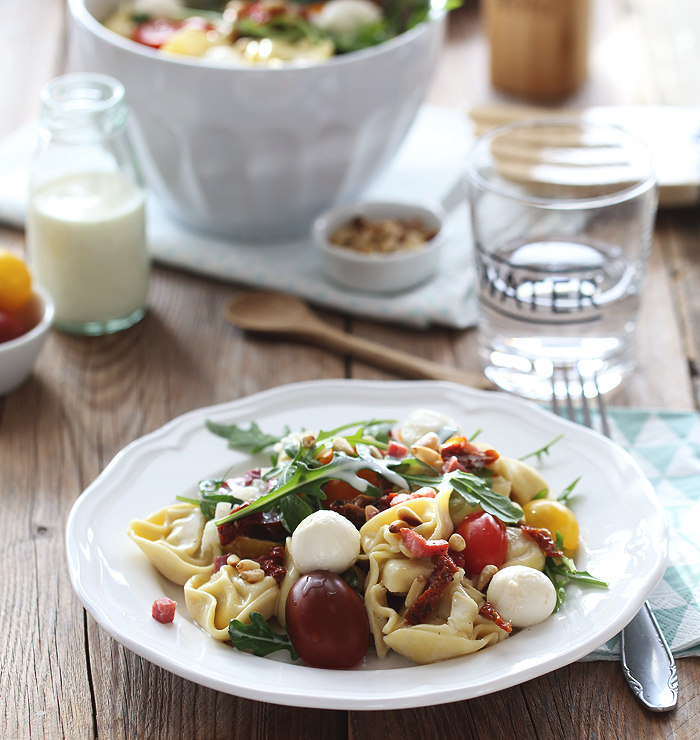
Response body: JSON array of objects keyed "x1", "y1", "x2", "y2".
[
  {"x1": 216, "y1": 445, "x2": 407, "y2": 526},
  {"x1": 278, "y1": 492, "x2": 315, "y2": 532},
  {"x1": 229, "y1": 612, "x2": 298, "y2": 660},
  {"x1": 533, "y1": 489, "x2": 549, "y2": 501},
  {"x1": 448, "y1": 470, "x2": 523, "y2": 524},
  {"x1": 519, "y1": 433, "x2": 564, "y2": 463},
  {"x1": 543, "y1": 531, "x2": 608, "y2": 610},
  {"x1": 341, "y1": 567, "x2": 360, "y2": 590},
  {"x1": 205, "y1": 420, "x2": 286, "y2": 454},
  {"x1": 558, "y1": 477, "x2": 581, "y2": 504}
]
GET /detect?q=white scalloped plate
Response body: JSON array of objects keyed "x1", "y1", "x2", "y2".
[{"x1": 66, "y1": 380, "x2": 668, "y2": 709}]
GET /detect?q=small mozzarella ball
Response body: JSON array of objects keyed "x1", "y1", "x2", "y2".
[
  {"x1": 399, "y1": 409, "x2": 458, "y2": 448},
  {"x1": 486, "y1": 565, "x2": 556, "y2": 628},
  {"x1": 132, "y1": 0, "x2": 184, "y2": 16},
  {"x1": 290, "y1": 510, "x2": 360, "y2": 574},
  {"x1": 311, "y1": 0, "x2": 383, "y2": 35}
]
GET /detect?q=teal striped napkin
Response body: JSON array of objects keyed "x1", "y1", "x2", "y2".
[{"x1": 581, "y1": 408, "x2": 700, "y2": 660}]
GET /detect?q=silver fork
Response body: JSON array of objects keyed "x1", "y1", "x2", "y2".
[{"x1": 551, "y1": 365, "x2": 678, "y2": 712}]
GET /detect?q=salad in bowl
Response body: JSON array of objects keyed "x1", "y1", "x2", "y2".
[{"x1": 104, "y1": 0, "x2": 451, "y2": 66}]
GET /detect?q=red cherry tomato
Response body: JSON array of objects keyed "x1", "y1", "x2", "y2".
[
  {"x1": 322, "y1": 470, "x2": 378, "y2": 507},
  {"x1": 453, "y1": 511, "x2": 507, "y2": 575},
  {"x1": 0, "y1": 310, "x2": 25, "y2": 343},
  {"x1": 285, "y1": 571, "x2": 370, "y2": 669},
  {"x1": 133, "y1": 18, "x2": 182, "y2": 48}
]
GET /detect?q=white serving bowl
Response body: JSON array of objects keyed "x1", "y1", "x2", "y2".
[
  {"x1": 67, "y1": 0, "x2": 446, "y2": 240},
  {"x1": 0, "y1": 286, "x2": 54, "y2": 396},
  {"x1": 312, "y1": 200, "x2": 447, "y2": 293}
]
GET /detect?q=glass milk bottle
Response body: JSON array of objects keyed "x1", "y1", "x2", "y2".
[{"x1": 27, "y1": 73, "x2": 149, "y2": 335}]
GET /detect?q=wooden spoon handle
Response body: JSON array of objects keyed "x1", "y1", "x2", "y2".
[{"x1": 296, "y1": 324, "x2": 493, "y2": 390}]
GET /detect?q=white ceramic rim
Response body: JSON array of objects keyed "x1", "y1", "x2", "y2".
[
  {"x1": 0, "y1": 285, "x2": 54, "y2": 355},
  {"x1": 65, "y1": 379, "x2": 668, "y2": 710},
  {"x1": 68, "y1": 0, "x2": 446, "y2": 72},
  {"x1": 464, "y1": 118, "x2": 658, "y2": 210},
  {"x1": 312, "y1": 200, "x2": 447, "y2": 264}
]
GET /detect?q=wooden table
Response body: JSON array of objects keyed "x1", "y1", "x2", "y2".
[{"x1": 2, "y1": 1, "x2": 699, "y2": 738}]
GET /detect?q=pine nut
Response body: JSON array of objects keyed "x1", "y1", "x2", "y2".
[
  {"x1": 448, "y1": 533, "x2": 466, "y2": 552},
  {"x1": 240, "y1": 569, "x2": 265, "y2": 583}
]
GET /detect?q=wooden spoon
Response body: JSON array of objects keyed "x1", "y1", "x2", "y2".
[{"x1": 224, "y1": 291, "x2": 493, "y2": 390}]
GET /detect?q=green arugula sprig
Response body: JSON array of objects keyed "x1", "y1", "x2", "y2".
[
  {"x1": 215, "y1": 444, "x2": 408, "y2": 527},
  {"x1": 448, "y1": 470, "x2": 523, "y2": 524},
  {"x1": 558, "y1": 477, "x2": 581, "y2": 504},
  {"x1": 229, "y1": 612, "x2": 298, "y2": 660},
  {"x1": 543, "y1": 532, "x2": 609, "y2": 610},
  {"x1": 519, "y1": 433, "x2": 564, "y2": 463},
  {"x1": 205, "y1": 420, "x2": 288, "y2": 454}
]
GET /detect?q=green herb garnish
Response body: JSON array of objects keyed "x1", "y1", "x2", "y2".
[
  {"x1": 205, "y1": 420, "x2": 287, "y2": 454},
  {"x1": 448, "y1": 470, "x2": 523, "y2": 524},
  {"x1": 519, "y1": 433, "x2": 564, "y2": 463},
  {"x1": 558, "y1": 477, "x2": 581, "y2": 504},
  {"x1": 543, "y1": 532, "x2": 609, "y2": 610},
  {"x1": 229, "y1": 612, "x2": 298, "y2": 660}
]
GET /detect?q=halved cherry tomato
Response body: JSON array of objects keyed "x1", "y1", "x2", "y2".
[
  {"x1": 0, "y1": 310, "x2": 25, "y2": 343},
  {"x1": 453, "y1": 511, "x2": 508, "y2": 575},
  {"x1": 133, "y1": 18, "x2": 183, "y2": 48},
  {"x1": 323, "y1": 470, "x2": 378, "y2": 507}
]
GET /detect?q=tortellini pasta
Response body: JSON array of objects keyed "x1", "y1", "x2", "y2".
[
  {"x1": 127, "y1": 503, "x2": 221, "y2": 585},
  {"x1": 360, "y1": 488, "x2": 509, "y2": 662},
  {"x1": 184, "y1": 565, "x2": 279, "y2": 640}
]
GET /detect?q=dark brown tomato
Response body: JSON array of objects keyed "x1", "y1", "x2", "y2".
[{"x1": 285, "y1": 571, "x2": 370, "y2": 669}]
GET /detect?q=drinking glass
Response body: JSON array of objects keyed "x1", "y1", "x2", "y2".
[{"x1": 466, "y1": 120, "x2": 657, "y2": 399}]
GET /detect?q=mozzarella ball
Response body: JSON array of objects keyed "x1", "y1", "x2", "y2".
[
  {"x1": 486, "y1": 565, "x2": 556, "y2": 628},
  {"x1": 399, "y1": 409, "x2": 458, "y2": 447},
  {"x1": 290, "y1": 510, "x2": 360, "y2": 574},
  {"x1": 311, "y1": 0, "x2": 383, "y2": 35}
]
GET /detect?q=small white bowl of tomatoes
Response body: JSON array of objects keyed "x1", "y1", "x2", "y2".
[{"x1": 0, "y1": 250, "x2": 54, "y2": 396}]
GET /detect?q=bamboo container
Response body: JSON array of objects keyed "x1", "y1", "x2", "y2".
[{"x1": 483, "y1": 0, "x2": 590, "y2": 100}]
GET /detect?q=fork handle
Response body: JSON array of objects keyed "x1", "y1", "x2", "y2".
[{"x1": 620, "y1": 601, "x2": 678, "y2": 712}]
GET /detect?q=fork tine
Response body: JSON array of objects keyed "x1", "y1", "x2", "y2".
[
  {"x1": 562, "y1": 366, "x2": 577, "y2": 423},
  {"x1": 594, "y1": 373, "x2": 612, "y2": 438},
  {"x1": 577, "y1": 366, "x2": 593, "y2": 429}
]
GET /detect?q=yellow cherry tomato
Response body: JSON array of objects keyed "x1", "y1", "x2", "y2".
[
  {"x1": 0, "y1": 249, "x2": 32, "y2": 312},
  {"x1": 522, "y1": 498, "x2": 579, "y2": 550}
]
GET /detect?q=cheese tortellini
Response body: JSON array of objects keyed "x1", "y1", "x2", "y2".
[
  {"x1": 184, "y1": 565, "x2": 279, "y2": 640},
  {"x1": 127, "y1": 503, "x2": 221, "y2": 585}
]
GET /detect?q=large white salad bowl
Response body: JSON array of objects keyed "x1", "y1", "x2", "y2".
[{"x1": 67, "y1": 0, "x2": 446, "y2": 239}]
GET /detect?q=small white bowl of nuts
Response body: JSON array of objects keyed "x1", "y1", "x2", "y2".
[{"x1": 311, "y1": 201, "x2": 448, "y2": 293}]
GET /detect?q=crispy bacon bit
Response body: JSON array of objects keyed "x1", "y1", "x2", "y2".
[
  {"x1": 330, "y1": 493, "x2": 392, "y2": 529},
  {"x1": 214, "y1": 554, "x2": 230, "y2": 573},
  {"x1": 404, "y1": 553, "x2": 459, "y2": 625},
  {"x1": 387, "y1": 440, "x2": 409, "y2": 457},
  {"x1": 479, "y1": 601, "x2": 512, "y2": 633},
  {"x1": 253, "y1": 545, "x2": 287, "y2": 582},
  {"x1": 390, "y1": 489, "x2": 436, "y2": 507},
  {"x1": 520, "y1": 525, "x2": 563, "y2": 558},
  {"x1": 400, "y1": 529, "x2": 449, "y2": 558},
  {"x1": 152, "y1": 597, "x2": 177, "y2": 624},
  {"x1": 439, "y1": 436, "x2": 499, "y2": 474}
]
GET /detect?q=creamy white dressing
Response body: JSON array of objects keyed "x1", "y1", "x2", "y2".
[{"x1": 28, "y1": 171, "x2": 149, "y2": 324}]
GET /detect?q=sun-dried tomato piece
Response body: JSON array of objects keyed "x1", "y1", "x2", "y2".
[
  {"x1": 439, "y1": 436, "x2": 498, "y2": 473},
  {"x1": 217, "y1": 504, "x2": 287, "y2": 548},
  {"x1": 520, "y1": 524, "x2": 563, "y2": 558},
  {"x1": 479, "y1": 601, "x2": 512, "y2": 633},
  {"x1": 214, "y1": 554, "x2": 230, "y2": 573},
  {"x1": 330, "y1": 493, "x2": 392, "y2": 529},
  {"x1": 404, "y1": 553, "x2": 458, "y2": 625},
  {"x1": 253, "y1": 545, "x2": 287, "y2": 582}
]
